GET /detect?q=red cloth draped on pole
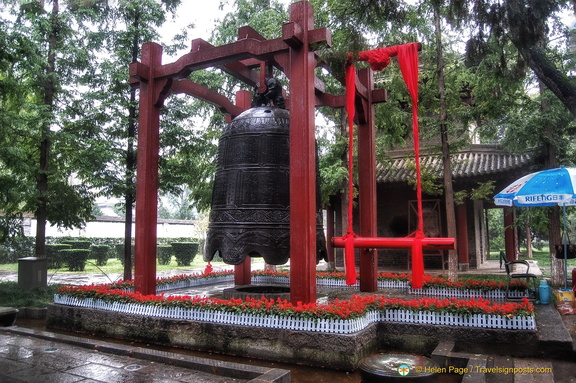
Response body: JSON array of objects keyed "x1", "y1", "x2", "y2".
[
  {"x1": 343, "y1": 58, "x2": 358, "y2": 285},
  {"x1": 345, "y1": 42, "x2": 425, "y2": 288}
]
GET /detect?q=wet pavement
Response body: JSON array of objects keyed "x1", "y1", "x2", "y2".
[{"x1": 0, "y1": 326, "x2": 289, "y2": 383}]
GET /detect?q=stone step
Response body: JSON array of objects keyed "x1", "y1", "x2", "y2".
[{"x1": 434, "y1": 342, "x2": 568, "y2": 383}]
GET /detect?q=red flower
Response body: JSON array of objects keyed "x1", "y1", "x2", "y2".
[{"x1": 56, "y1": 271, "x2": 534, "y2": 321}]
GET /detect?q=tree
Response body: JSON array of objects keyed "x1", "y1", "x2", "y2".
[
  {"x1": 69, "y1": 0, "x2": 184, "y2": 280},
  {"x1": 0, "y1": 0, "x2": 109, "y2": 256},
  {"x1": 431, "y1": 0, "x2": 459, "y2": 280},
  {"x1": 466, "y1": 0, "x2": 575, "y2": 285},
  {"x1": 158, "y1": 187, "x2": 197, "y2": 220},
  {"x1": 505, "y1": 0, "x2": 576, "y2": 116}
]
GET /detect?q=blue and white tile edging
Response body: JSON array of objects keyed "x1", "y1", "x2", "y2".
[{"x1": 53, "y1": 294, "x2": 536, "y2": 333}]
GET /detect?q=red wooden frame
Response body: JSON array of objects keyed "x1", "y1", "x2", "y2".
[{"x1": 129, "y1": 1, "x2": 439, "y2": 302}]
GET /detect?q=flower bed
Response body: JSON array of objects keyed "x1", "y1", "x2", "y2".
[
  {"x1": 55, "y1": 274, "x2": 536, "y2": 332},
  {"x1": 105, "y1": 269, "x2": 527, "y2": 299},
  {"x1": 409, "y1": 275, "x2": 529, "y2": 300}
]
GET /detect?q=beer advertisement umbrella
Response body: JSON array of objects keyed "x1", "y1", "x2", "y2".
[{"x1": 493, "y1": 167, "x2": 576, "y2": 288}]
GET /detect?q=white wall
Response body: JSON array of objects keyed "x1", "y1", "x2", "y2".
[{"x1": 26, "y1": 216, "x2": 200, "y2": 239}]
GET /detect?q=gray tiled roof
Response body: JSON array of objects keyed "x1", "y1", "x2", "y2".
[{"x1": 376, "y1": 144, "x2": 533, "y2": 183}]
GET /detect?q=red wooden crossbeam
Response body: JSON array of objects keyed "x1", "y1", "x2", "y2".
[
  {"x1": 333, "y1": 235, "x2": 455, "y2": 288},
  {"x1": 332, "y1": 236, "x2": 455, "y2": 250}
]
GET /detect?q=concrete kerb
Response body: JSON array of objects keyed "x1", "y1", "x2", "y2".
[{"x1": 0, "y1": 326, "x2": 291, "y2": 383}]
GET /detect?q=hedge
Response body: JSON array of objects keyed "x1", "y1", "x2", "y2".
[
  {"x1": 0, "y1": 237, "x2": 35, "y2": 263},
  {"x1": 171, "y1": 242, "x2": 199, "y2": 266},
  {"x1": 46, "y1": 244, "x2": 72, "y2": 269},
  {"x1": 115, "y1": 243, "x2": 135, "y2": 266},
  {"x1": 0, "y1": 237, "x2": 201, "y2": 264},
  {"x1": 157, "y1": 245, "x2": 173, "y2": 265},
  {"x1": 91, "y1": 245, "x2": 110, "y2": 266},
  {"x1": 62, "y1": 240, "x2": 92, "y2": 250},
  {"x1": 60, "y1": 249, "x2": 91, "y2": 271}
]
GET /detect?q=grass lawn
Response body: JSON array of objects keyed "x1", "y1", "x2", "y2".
[
  {"x1": 0, "y1": 282, "x2": 62, "y2": 308},
  {"x1": 0, "y1": 255, "x2": 229, "y2": 308}
]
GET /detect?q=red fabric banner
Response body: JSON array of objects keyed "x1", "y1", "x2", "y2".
[
  {"x1": 343, "y1": 60, "x2": 358, "y2": 285},
  {"x1": 344, "y1": 233, "x2": 357, "y2": 285}
]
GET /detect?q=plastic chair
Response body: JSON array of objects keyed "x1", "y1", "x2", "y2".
[{"x1": 501, "y1": 252, "x2": 539, "y2": 301}]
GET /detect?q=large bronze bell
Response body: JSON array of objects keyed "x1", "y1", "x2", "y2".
[{"x1": 204, "y1": 106, "x2": 327, "y2": 265}]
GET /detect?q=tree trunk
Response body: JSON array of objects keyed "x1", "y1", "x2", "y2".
[
  {"x1": 506, "y1": 0, "x2": 576, "y2": 116},
  {"x1": 434, "y1": 5, "x2": 458, "y2": 281},
  {"x1": 525, "y1": 214, "x2": 533, "y2": 258},
  {"x1": 124, "y1": 88, "x2": 137, "y2": 281},
  {"x1": 536, "y1": 40, "x2": 564, "y2": 286},
  {"x1": 35, "y1": 0, "x2": 59, "y2": 258}
]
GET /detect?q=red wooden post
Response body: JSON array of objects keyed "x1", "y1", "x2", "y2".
[
  {"x1": 234, "y1": 89, "x2": 252, "y2": 285},
  {"x1": 357, "y1": 68, "x2": 378, "y2": 292},
  {"x1": 456, "y1": 203, "x2": 469, "y2": 270},
  {"x1": 286, "y1": 1, "x2": 317, "y2": 304},
  {"x1": 134, "y1": 42, "x2": 163, "y2": 295}
]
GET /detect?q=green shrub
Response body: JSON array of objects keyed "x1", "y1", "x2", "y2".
[
  {"x1": 115, "y1": 243, "x2": 135, "y2": 266},
  {"x1": 156, "y1": 244, "x2": 173, "y2": 265},
  {"x1": 0, "y1": 237, "x2": 35, "y2": 263},
  {"x1": 91, "y1": 245, "x2": 110, "y2": 266},
  {"x1": 171, "y1": 242, "x2": 199, "y2": 266},
  {"x1": 62, "y1": 240, "x2": 92, "y2": 250},
  {"x1": 46, "y1": 244, "x2": 72, "y2": 269},
  {"x1": 0, "y1": 245, "x2": 8, "y2": 264},
  {"x1": 60, "y1": 249, "x2": 90, "y2": 271}
]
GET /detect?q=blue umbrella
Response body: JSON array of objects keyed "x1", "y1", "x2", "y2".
[{"x1": 494, "y1": 167, "x2": 576, "y2": 288}]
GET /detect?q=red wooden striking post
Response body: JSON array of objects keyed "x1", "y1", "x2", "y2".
[
  {"x1": 357, "y1": 68, "x2": 378, "y2": 292},
  {"x1": 286, "y1": 1, "x2": 317, "y2": 304},
  {"x1": 134, "y1": 42, "x2": 163, "y2": 295}
]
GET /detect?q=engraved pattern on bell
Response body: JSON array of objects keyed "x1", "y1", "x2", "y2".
[{"x1": 204, "y1": 107, "x2": 327, "y2": 265}]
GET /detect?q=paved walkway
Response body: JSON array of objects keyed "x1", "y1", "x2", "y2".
[{"x1": 0, "y1": 326, "x2": 290, "y2": 383}]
